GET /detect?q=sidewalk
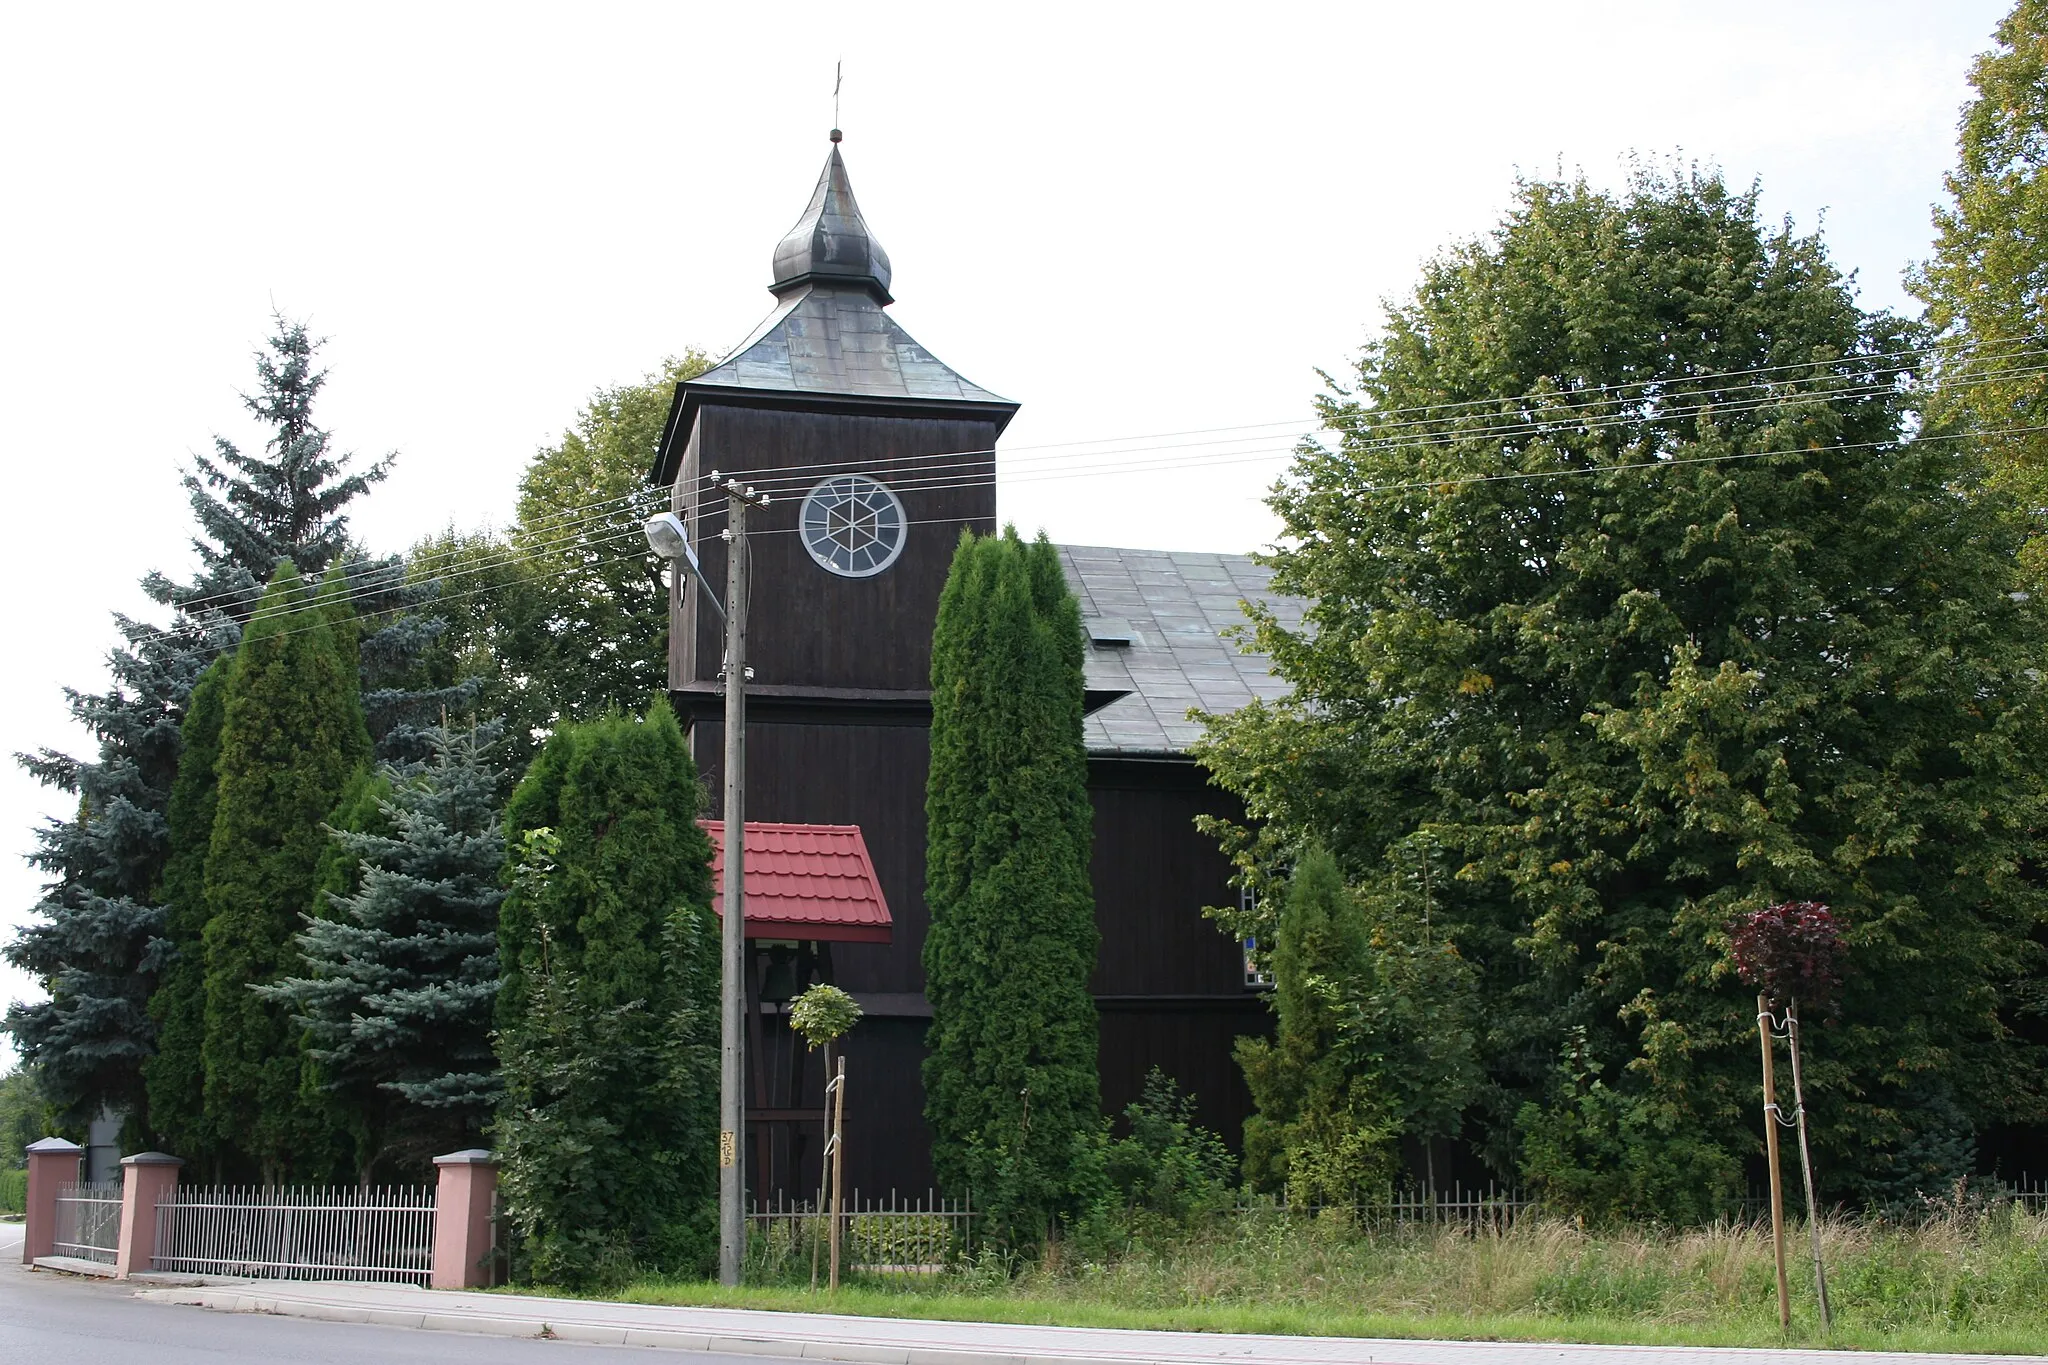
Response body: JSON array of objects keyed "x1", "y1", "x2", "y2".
[{"x1": 129, "y1": 1277, "x2": 2040, "y2": 1365}]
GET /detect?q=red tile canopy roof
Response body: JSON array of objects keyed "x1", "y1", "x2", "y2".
[{"x1": 701, "y1": 821, "x2": 893, "y2": 945}]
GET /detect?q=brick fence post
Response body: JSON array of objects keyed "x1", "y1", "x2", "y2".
[
  {"x1": 22, "y1": 1137, "x2": 82, "y2": 1264},
  {"x1": 114, "y1": 1152, "x2": 182, "y2": 1278},
  {"x1": 431, "y1": 1149, "x2": 498, "y2": 1289}
]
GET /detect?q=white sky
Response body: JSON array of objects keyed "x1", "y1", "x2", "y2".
[{"x1": 0, "y1": 0, "x2": 2012, "y2": 1030}]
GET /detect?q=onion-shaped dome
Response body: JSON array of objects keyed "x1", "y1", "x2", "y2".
[{"x1": 770, "y1": 133, "x2": 894, "y2": 305}]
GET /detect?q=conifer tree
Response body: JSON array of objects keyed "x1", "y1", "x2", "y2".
[
  {"x1": 262, "y1": 723, "x2": 507, "y2": 1177},
  {"x1": 201, "y1": 564, "x2": 370, "y2": 1179},
  {"x1": 923, "y1": 529, "x2": 1101, "y2": 1247},
  {"x1": 144, "y1": 317, "x2": 392, "y2": 625},
  {"x1": 1234, "y1": 848, "x2": 1397, "y2": 1203},
  {"x1": 492, "y1": 700, "x2": 716, "y2": 1284},
  {"x1": 140, "y1": 658, "x2": 230, "y2": 1162},
  {"x1": 7, "y1": 315, "x2": 394, "y2": 1134}
]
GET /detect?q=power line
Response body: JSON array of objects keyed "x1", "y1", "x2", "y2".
[
  {"x1": 116, "y1": 346, "x2": 2048, "y2": 651},
  {"x1": 148, "y1": 335, "x2": 2048, "y2": 620}
]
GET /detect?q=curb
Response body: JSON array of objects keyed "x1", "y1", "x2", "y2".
[{"x1": 134, "y1": 1287, "x2": 1086, "y2": 1365}]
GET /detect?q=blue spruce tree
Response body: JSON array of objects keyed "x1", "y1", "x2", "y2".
[{"x1": 261, "y1": 721, "x2": 508, "y2": 1177}]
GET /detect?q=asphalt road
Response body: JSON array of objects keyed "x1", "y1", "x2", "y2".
[{"x1": 0, "y1": 1224, "x2": 767, "y2": 1365}]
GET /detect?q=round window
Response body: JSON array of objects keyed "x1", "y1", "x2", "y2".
[{"x1": 799, "y1": 474, "x2": 907, "y2": 578}]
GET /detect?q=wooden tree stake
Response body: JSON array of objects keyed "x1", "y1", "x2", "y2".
[
  {"x1": 828, "y1": 1055, "x2": 847, "y2": 1291},
  {"x1": 1758, "y1": 994, "x2": 1791, "y2": 1332}
]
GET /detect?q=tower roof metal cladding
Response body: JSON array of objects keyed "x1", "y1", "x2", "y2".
[
  {"x1": 770, "y1": 136, "x2": 894, "y2": 304},
  {"x1": 654, "y1": 133, "x2": 1015, "y2": 483}
]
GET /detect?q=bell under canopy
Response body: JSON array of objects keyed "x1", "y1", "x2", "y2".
[{"x1": 771, "y1": 139, "x2": 894, "y2": 305}]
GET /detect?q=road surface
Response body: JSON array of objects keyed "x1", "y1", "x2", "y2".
[{"x1": 0, "y1": 1221, "x2": 768, "y2": 1364}]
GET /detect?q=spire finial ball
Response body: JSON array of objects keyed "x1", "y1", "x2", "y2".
[{"x1": 829, "y1": 128, "x2": 842, "y2": 143}]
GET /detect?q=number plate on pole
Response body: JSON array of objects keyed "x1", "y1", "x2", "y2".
[{"x1": 720, "y1": 1130, "x2": 737, "y2": 1168}]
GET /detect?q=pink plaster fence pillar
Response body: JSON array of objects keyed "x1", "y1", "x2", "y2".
[
  {"x1": 432, "y1": 1149, "x2": 498, "y2": 1289},
  {"x1": 21, "y1": 1137, "x2": 82, "y2": 1264},
  {"x1": 114, "y1": 1151, "x2": 182, "y2": 1278}
]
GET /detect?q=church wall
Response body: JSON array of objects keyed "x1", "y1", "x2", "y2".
[{"x1": 671, "y1": 403, "x2": 999, "y2": 694}]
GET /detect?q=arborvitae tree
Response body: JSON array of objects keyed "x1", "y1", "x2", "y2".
[
  {"x1": 923, "y1": 528, "x2": 1101, "y2": 1247},
  {"x1": 201, "y1": 564, "x2": 371, "y2": 1179},
  {"x1": 1197, "y1": 168, "x2": 2048, "y2": 1219},
  {"x1": 261, "y1": 722, "x2": 507, "y2": 1178},
  {"x1": 140, "y1": 658, "x2": 230, "y2": 1163},
  {"x1": 1911, "y1": 0, "x2": 2048, "y2": 575},
  {"x1": 492, "y1": 700, "x2": 716, "y2": 1285},
  {"x1": 1235, "y1": 848, "x2": 1395, "y2": 1203}
]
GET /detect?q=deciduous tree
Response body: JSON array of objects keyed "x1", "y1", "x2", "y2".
[{"x1": 1198, "y1": 168, "x2": 2048, "y2": 1217}]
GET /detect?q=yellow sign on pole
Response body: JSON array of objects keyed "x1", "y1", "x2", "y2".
[{"x1": 719, "y1": 1130, "x2": 737, "y2": 1168}]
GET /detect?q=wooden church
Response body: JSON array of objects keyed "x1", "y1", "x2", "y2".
[{"x1": 651, "y1": 132, "x2": 1305, "y2": 1200}]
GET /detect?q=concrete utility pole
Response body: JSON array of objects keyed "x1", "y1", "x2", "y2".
[{"x1": 718, "y1": 477, "x2": 761, "y2": 1287}]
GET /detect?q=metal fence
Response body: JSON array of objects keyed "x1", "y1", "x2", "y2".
[
  {"x1": 152, "y1": 1184, "x2": 436, "y2": 1283},
  {"x1": 747, "y1": 1190, "x2": 975, "y2": 1277},
  {"x1": 53, "y1": 1181, "x2": 122, "y2": 1264},
  {"x1": 1241, "y1": 1183, "x2": 1537, "y2": 1232}
]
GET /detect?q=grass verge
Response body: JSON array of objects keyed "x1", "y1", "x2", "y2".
[{"x1": 571, "y1": 1204, "x2": 2048, "y2": 1356}]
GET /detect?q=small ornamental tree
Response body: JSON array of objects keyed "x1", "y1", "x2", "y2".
[
  {"x1": 923, "y1": 528, "x2": 1101, "y2": 1249},
  {"x1": 1733, "y1": 901, "x2": 1846, "y2": 1012}
]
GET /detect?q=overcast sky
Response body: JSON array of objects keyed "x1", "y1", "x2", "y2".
[{"x1": 0, "y1": 1, "x2": 2014, "y2": 1032}]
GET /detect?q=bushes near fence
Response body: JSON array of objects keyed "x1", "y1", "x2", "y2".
[{"x1": 0, "y1": 1167, "x2": 27, "y2": 1215}]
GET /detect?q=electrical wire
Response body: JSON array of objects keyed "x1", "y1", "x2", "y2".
[
  {"x1": 148, "y1": 335, "x2": 2048, "y2": 619},
  {"x1": 113, "y1": 340, "x2": 2048, "y2": 650}
]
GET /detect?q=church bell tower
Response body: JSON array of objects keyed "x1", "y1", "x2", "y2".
[{"x1": 648, "y1": 133, "x2": 1019, "y2": 1194}]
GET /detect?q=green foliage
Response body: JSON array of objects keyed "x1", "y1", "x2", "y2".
[
  {"x1": 924, "y1": 528, "x2": 1102, "y2": 1249},
  {"x1": 1102, "y1": 1069, "x2": 1236, "y2": 1226},
  {"x1": 1911, "y1": 0, "x2": 2048, "y2": 574},
  {"x1": 9, "y1": 314, "x2": 395, "y2": 1140},
  {"x1": 0, "y1": 1065, "x2": 48, "y2": 1167},
  {"x1": 142, "y1": 658, "x2": 230, "y2": 1162},
  {"x1": 200, "y1": 563, "x2": 371, "y2": 1179},
  {"x1": 491, "y1": 699, "x2": 717, "y2": 1285},
  {"x1": 511, "y1": 353, "x2": 709, "y2": 724},
  {"x1": 261, "y1": 722, "x2": 507, "y2": 1178},
  {"x1": 1235, "y1": 849, "x2": 1399, "y2": 1204},
  {"x1": 1517, "y1": 1030, "x2": 1741, "y2": 1225},
  {"x1": 1196, "y1": 167, "x2": 2048, "y2": 1219},
  {"x1": 143, "y1": 315, "x2": 393, "y2": 625},
  {"x1": 789, "y1": 984, "x2": 863, "y2": 1050},
  {"x1": 406, "y1": 527, "x2": 553, "y2": 768}
]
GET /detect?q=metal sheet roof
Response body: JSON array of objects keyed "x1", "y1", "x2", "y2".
[
  {"x1": 703, "y1": 820, "x2": 893, "y2": 944},
  {"x1": 1055, "y1": 544, "x2": 1305, "y2": 757},
  {"x1": 689, "y1": 284, "x2": 1013, "y2": 407}
]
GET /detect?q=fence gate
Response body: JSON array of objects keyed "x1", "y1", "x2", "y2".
[
  {"x1": 52, "y1": 1182, "x2": 122, "y2": 1265},
  {"x1": 151, "y1": 1184, "x2": 436, "y2": 1283}
]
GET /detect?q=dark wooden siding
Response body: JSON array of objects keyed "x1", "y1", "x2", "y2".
[{"x1": 672, "y1": 405, "x2": 999, "y2": 694}]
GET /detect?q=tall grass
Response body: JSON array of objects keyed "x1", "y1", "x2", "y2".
[{"x1": 623, "y1": 1199, "x2": 2048, "y2": 1352}]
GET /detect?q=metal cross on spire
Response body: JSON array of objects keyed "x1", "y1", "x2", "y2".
[{"x1": 832, "y1": 60, "x2": 842, "y2": 142}]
